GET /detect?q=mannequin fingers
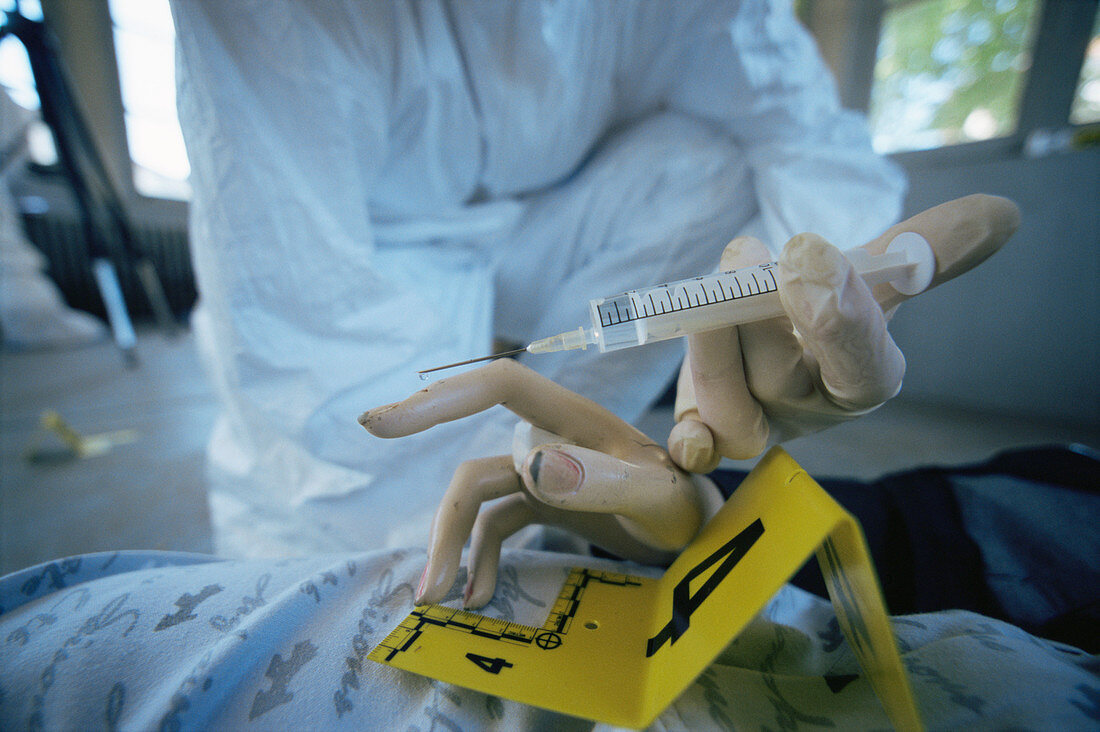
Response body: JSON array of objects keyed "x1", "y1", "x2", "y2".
[
  {"x1": 417, "y1": 455, "x2": 522, "y2": 605},
  {"x1": 736, "y1": 311, "x2": 818, "y2": 413},
  {"x1": 684, "y1": 236, "x2": 774, "y2": 459},
  {"x1": 360, "y1": 359, "x2": 655, "y2": 462},
  {"x1": 464, "y1": 494, "x2": 540, "y2": 608},
  {"x1": 778, "y1": 233, "x2": 905, "y2": 410},
  {"x1": 463, "y1": 495, "x2": 676, "y2": 609},
  {"x1": 668, "y1": 362, "x2": 721, "y2": 473},
  {"x1": 860, "y1": 195, "x2": 1020, "y2": 313},
  {"x1": 518, "y1": 443, "x2": 703, "y2": 551}
]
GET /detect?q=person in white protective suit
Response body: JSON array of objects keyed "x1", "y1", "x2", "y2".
[
  {"x1": 170, "y1": 0, "x2": 905, "y2": 557},
  {"x1": 0, "y1": 88, "x2": 106, "y2": 350}
]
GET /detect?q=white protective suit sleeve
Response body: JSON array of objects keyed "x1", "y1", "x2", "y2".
[
  {"x1": 173, "y1": 1, "x2": 506, "y2": 556},
  {"x1": 641, "y1": 0, "x2": 906, "y2": 251},
  {"x1": 171, "y1": 0, "x2": 904, "y2": 558}
]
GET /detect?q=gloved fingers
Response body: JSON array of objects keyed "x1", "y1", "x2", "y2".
[
  {"x1": 669, "y1": 360, "x2": 722, "y2": 473},
  {"x1": 777, "y1": 233, "x2": 905, "y2": 411},
  {"x1": 688, "y1": 326, "x2": 770, "y2": 459},
  {"x1": 717, "y1": 234, "x2": 770, "y2": 272},
  {"x1": 686, "y1": 235, "x2": 773, "y2": 459},
  {"x1": 861, "y1": 194, "x2": 1020, "y2": 314},
  {"x1": 736, "y1": 312, "x2": 818, "y2": 415},
  {"x1": 671, "y1": 357, "x2": 699, "y2": 424},
  {"x1": 667, "y1": 417, "x2": 721, "y2": 474},
  {"x1": 417, "y1": 455, "x2": 522, "y2": 605},
  {"x1": 518, "y1": 443, "x2": 704, "y2": 551},
  {"x1": 360, "y1": 359, "x2": 657, "y2": 463}
]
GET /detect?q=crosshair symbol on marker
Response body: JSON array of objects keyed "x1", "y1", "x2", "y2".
[{"x1": 534, "y1": 631, "x2": 562, "y2": 650}]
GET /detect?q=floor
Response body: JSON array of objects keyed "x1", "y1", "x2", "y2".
[
  {"x1": 3, "y1": 327, "x2": 1098, "y2": 576},
  {"x1": 1, "y1": 328, "x2": 217, "y2": 575}
]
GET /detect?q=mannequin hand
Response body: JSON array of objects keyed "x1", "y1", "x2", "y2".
[
  {"x1": 360, "y1": 360, "x2": 722, "y2": 608},
  {"x1": 669, "y1": 194, "x2": 1020, "y2": 473}
]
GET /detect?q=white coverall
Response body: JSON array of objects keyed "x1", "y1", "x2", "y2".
[{"x1": 170, "y1": 0, "x2": 905, "y2": 556}]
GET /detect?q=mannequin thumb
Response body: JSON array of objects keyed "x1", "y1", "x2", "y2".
[
  {"x1": 520, "y1": 444, "x2": 675, "y2": 518},
  {"x1": 525, "y1": 447, "x2": 586, "y2": 497}
]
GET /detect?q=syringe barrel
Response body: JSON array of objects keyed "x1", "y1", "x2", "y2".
[
  {"x1": 584, "y1": 235, "x2": 932, "y2": 353},
  {"x1": 588, "y1": 264, "x2": 783, "y2": 352}
]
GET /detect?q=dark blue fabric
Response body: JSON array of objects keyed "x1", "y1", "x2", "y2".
[{"x1": 707, "y1": 445, "x2": 1100, "y2": 652}]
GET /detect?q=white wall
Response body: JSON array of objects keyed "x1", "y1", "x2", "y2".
[{"x1": 889, "y1": 148, "x2": 1099, "y2": 426}]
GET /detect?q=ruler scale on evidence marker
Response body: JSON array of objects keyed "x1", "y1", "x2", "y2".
[{"x1": 369, "y1": 447, "x2": 923, "y2": 730}]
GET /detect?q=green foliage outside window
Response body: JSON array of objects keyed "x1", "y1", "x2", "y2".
[{"x1": 870, "y1": 0, "x2": 1041, "y2": 153}]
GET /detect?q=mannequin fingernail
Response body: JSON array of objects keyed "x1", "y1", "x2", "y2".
[
  {"x1": 681, "y1": 439, "x2": 706, "y2": 466},
  {"x1": 358, "y1": 403, "x2": 397, "y2": 428},
  {"x1": 463, "y1": 574, "x2": 475, "y2": 607},
  {"x1": 529, "y1": 450, "x2": 583, "y2": 496}
]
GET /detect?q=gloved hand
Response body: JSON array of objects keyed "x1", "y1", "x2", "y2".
[
  {"x1": 668, "y1": 194, "x2": 1020, "y2": 473},
  {"x1": 360, "y1": 360, "x2": 723, "y2": 608}
]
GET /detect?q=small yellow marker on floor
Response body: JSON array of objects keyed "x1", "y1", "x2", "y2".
[{"x1": 24, "y1": 410, "x2": 138, "y2": 462}]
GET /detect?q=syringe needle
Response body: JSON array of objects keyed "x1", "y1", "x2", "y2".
[{"x1": 417, "y1": 347, "x2": 529, "y2": 378}]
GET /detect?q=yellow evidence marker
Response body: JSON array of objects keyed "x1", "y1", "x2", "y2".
[
  {"x1": 23, "y1": 410, "x2": 138, "y2": 462},
  {"x1": 369, "y1": 447, "x2": 922, "y2": 730}
]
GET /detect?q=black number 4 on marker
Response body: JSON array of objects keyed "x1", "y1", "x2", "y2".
[
  {"x1": 646, "y1": 518, "x2": 764, "y2": 657},
  {"x1": 466, "y1": 653, "x2": 514, "y2": 674}
]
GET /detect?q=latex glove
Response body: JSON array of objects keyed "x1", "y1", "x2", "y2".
[
  {"x1": 360, "y1": 360, "x2": 723, "y2": 608},
  {"x1": 669, "y1": 194, "x2": 1020, "y2": 472}
]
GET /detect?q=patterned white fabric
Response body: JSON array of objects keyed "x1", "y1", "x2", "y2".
[{"x1": 2, "y1": 549, "x2": 1095, "y2": 730}]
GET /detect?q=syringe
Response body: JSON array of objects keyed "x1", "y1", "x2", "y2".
[{"x1": 418, "y1": 232, "x2": 934, "y2": 377}]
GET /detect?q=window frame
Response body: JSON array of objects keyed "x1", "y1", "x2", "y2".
[
  {"x1": 801, "y1": 0, "x2": 1099, "y2": 170},
  {"x1": 21, "y1": 0, "x2": 1100, "y2": 219},
  {"x1": 21, "y1": 0, "x2": 185, "y2": 227}
]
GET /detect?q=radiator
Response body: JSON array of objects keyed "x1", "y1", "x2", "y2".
[{"x1": 21, "y1": 213, "x2": 196, "y2": 321}]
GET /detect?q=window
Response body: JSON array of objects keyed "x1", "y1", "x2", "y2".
[
  {"x1": 109, "y1": 0, "x2": 189, "y2": 200},
  {"x1": 0, "y1": 3, "x2": 38, "y2": 109},
  {"x1": 2, "y1": 0, "x2": 187, "y2": 194},
  {"x1": 0, "y1": 0, "x2": 58, "y2": 166},
  {"x1": 868, "y1": 0, "x2": 1042, "y2": 154},
  {"x1": 1069, "y1": 8, "x2": 1100, "y2": 125}
]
